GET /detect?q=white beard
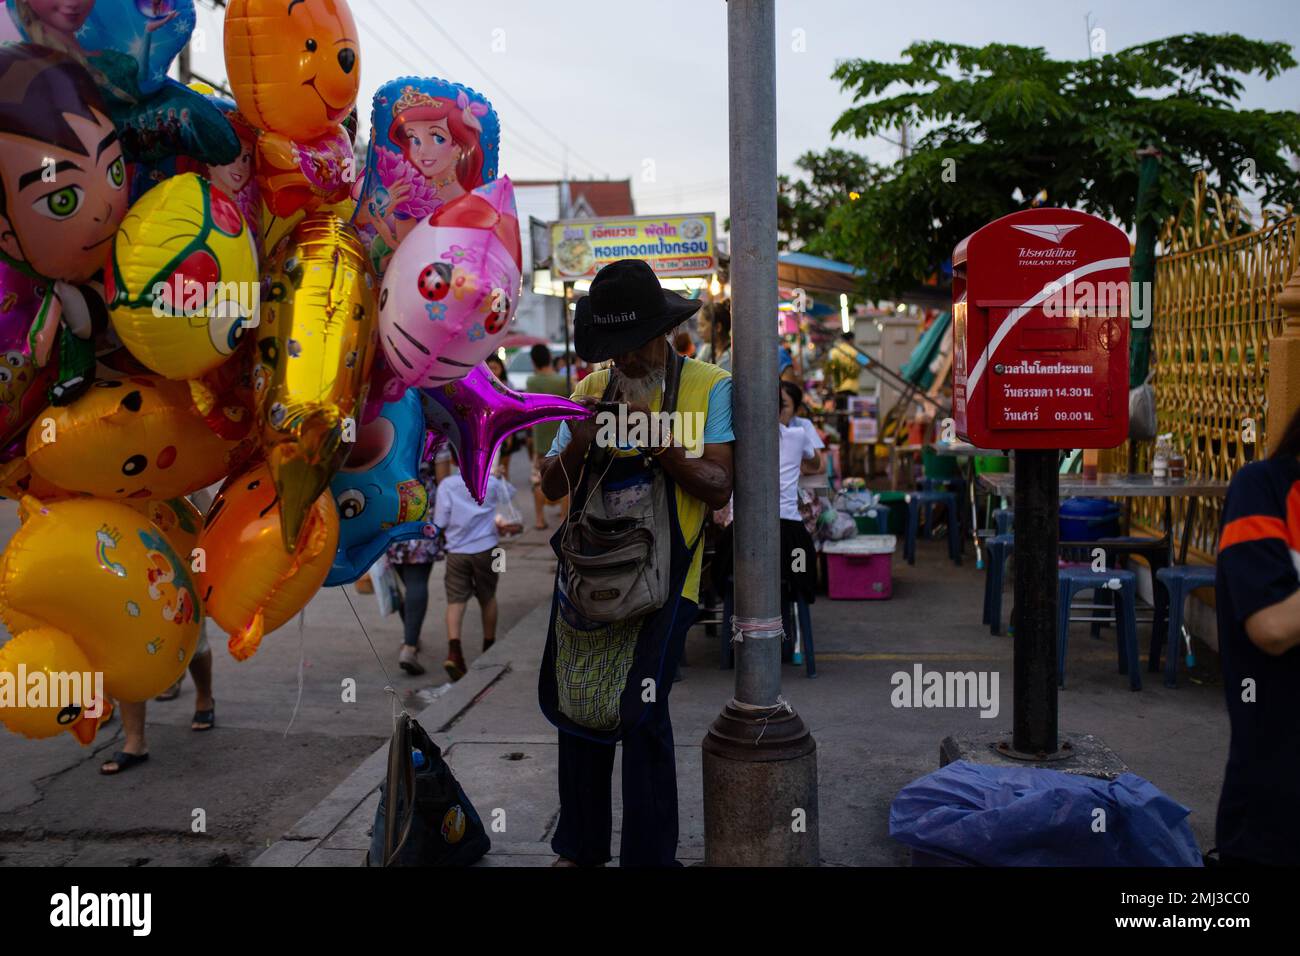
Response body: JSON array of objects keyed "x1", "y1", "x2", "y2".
[{"x1": 613, "y1": 366, "x2": 666, "y2": 405}]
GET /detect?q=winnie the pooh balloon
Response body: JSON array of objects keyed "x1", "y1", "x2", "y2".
[{"x1": 224, "y1": 0, "x2": 361, "y2": 216}]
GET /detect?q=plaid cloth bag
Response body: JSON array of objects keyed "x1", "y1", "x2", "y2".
[{"x1": 553, "y1": 599, "x2": 645, "y2": 732}]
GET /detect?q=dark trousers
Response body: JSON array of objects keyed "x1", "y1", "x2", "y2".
[
  {"x1": 552, "y1": 600, "x2": 696, "y2": 867},
  {"x1": 394, "y1": 562, "x2": 432, "y2": 647}
]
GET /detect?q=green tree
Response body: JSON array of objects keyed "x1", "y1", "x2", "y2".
[
  {"x1": 777, "y1": 148, "x2": 879, "y2": 251},
  {"x1": 820, "y1": 34, "x2": 1300, "y2": 298}
]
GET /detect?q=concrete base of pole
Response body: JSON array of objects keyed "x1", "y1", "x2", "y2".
[
  {"x1": 940, "y1": 730, "x2": 1128, "y2": 780},
  {"x1": 701, "y1": 700, "x2": 819, "y2": 866}
]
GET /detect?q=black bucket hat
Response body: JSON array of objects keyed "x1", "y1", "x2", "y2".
[{"x1": 573, "y1": 259, "x2": 703, "y2": 362}]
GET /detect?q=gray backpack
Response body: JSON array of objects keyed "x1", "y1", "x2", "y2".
[{"x1": 559, "y1": 355, "x2": 682, "y2": 623}]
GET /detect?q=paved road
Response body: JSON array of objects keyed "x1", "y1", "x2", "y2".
[{"x1": 0, "y1": 448, "x2": 560, "y2": 866}]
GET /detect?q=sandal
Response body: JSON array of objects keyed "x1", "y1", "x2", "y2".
[
  {"x1": 155, "y1": 680, "x2": 183, "y2": 702},
  {"x1": 101, "y1": 751, "x2": 149, "y2": 775},
  {"x1": 191, "y1": 704, "x2": 215, "y2": 732},
  {"x1": 443, "y1": 656, "x2": 467, "y2": 682}
]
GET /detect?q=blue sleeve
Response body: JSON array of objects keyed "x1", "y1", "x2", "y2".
[
  {"x1": 547, "y1": 422, "x2": 572, "y2": 457},
  {"x1": 702, "y1": 377, "x2": 734, "y2": 444}
]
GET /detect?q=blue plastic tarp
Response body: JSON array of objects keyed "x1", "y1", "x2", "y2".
[{"x1": 890, "y1": 761, "x2": 1203, "y2": 867}]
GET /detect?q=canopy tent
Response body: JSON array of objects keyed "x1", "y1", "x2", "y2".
[
  {"x1": 899, "y1": 312, "x2": 952, "y2": 390},
  {"x1": 777, "y1": 251, "x2": 864, "y2": 296}
]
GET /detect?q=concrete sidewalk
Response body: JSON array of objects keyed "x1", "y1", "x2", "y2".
[{"x1": 257, "y1": 537, "x2": 1231, "y2": 867}]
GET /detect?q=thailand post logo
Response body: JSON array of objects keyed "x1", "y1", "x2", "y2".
[{"x1": 1010, "y1": 223, "x2": 1083, "y2": 245}]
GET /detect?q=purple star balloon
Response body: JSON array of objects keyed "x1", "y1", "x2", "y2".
[{"x1": 419, "y1": 363, "x2": 589, "y2": 503}]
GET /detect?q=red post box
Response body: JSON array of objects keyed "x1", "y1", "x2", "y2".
[{"x1": 952, "y1": 208, "x2": 1131, "y2": 449}]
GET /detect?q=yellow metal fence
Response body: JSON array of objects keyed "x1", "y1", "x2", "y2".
[{"x1": 1131, "y1": 213, "x2": 1298, "y2": 556}]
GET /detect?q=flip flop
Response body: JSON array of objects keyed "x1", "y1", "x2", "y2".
[
  {"x1": 155, "y1": 681, "x2": 182, "y2": 702},
  {"x1": 191, "y1": 705, "x2": 215, "y2": 732},
  {"x1": 101, "y1": 751, "x2": 149, "y2": 775}
]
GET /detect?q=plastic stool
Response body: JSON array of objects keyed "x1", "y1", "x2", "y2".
[
  {"x1": 781, "y1": 587, "x2": 816, "y2": 678},
  {"x1": 982, "y1": 533, "x2": 1014, "y2": 635},
  {"x1": 922, "y1": 476, "x2": 970, "y2": 535},
  {"x1": 1057, "y1": 567, "x2": 1141, "y2": 691},
  {"x1": 993, "y1": 508, "x2": 1014, "y2": 535},
  {"x1": 904, "y1": 491, "x2": 962, "y2": 566},
  {"x1": 1154, "y1": 565, "x2": 1216, "y2": 688}
]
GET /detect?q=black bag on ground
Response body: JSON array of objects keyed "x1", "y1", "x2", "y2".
[{"x1": 366, "y1": 713, "x2": 490, "y2": 867}]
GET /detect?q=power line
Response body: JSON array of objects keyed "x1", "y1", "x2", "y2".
[
  {"x1": 355, "y1": 9, "x2": 572, "y2": 177},
  {"x1": 402, "y1": 0, "x2": 609, "y2": 179}
]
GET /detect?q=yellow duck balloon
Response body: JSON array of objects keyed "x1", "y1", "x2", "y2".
[
  {"x1": 0, "y1": 498, "x2": 203, "y2": 731},
  {"x1": 108, "y1": 174, "x2": 261, "y2": 381},
  {"x1": 255, "y1": 213, "x2": 378, "y2": 551},
  {"x1": 0, "y1": 626, "x2": 112, "y2": 745}
]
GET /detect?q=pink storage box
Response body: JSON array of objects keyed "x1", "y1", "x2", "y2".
[{"x1": 823, "y1": 535, "x2": 896, "y2": 600}]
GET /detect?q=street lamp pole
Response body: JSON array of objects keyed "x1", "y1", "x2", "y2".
[{"x1": 701, "y1": 0, "x2": 819, "y2": 867}]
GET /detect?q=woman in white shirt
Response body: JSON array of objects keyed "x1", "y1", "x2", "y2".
[{"x1": 710, "y1": 382, "x2": 822, "y2": 611}]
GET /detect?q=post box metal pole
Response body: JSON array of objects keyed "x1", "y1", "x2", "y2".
[{"x1": 1012, "y1": 448, "x2": 1059, "y2": 754}]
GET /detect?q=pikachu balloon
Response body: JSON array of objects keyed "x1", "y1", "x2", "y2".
[
  {"x1": 25, "y1": 376, "x2": 237, "y2": 500},
  {"x1": 195, "y1": 461, "x2": 338, "y2": 661},
  {"x1": 256, "y1": 213, "x2": 378, "y2": 551},
  {"x1": 108, "y1": 174, "x2": 260, "y2": 380},
  {"x1": 0, "y1": 497, "x2": 202, "y2": 707},
  {"x1": 224, "y1": 0, "x2": 361, "y2": 215}
]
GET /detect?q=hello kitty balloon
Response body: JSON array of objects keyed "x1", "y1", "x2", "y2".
[{"x1": 378, "y1": 177, "x2": 522, "y2": 388}]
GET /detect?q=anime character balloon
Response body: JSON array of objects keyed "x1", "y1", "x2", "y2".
[
  {"x1": 53, "y1": 0, "x2": 243, "y2": 168},
  {"x1": 420, "y1": 363, "x2": 588, "y2": 504},
  {"x1": 224, "y1": 0, "x2": 361, "y2": 217},
  {"x1": 196, "y1": 461, "x2": 338, "y2": 661},
  {"x1": 379, "y1": 177, "x2": 522, "y2": 389},
  {"x1": 353, "y1": 76, "x2": 499, "y2": 274},
  {"x1": 256, "y1": 212, "x2": 378, "y2": 551},
  {"x1": 325, "y1": 390, "x2": 434, "y2": 586},
  {"x1": 0, "y1": 260, "x2": 59, "y2": 449},
  {"x1": 25, "y1": 375, "x2": 238, "y2": 500},
  {"x1": 0, "y1": 44, "x2": 130, "y2": 405},
  {"x1": 0, "y1": 495, "x2": 202, "y2": 706},
  {"x1": 108, "y1": 173, "x2": 260, "y2": 380}
]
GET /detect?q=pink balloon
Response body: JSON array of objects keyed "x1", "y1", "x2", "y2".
[
  {"x1": 419, "y1": 363, "x2": 588, "y2": 504},
  {"x1": 0, "y1": 260, "x2": 58, "y2": 448},
  {"x1": 379, "y1": 177, "x2": 522, "y2": 389}
]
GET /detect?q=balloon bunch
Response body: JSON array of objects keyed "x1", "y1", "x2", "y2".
[{"x1": 0, "y1": 1, "x2": 589, "y2": 745}]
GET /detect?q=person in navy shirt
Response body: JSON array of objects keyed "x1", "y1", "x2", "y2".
[{"x1": 1214, "y1": 405, "x2": 1300, "y2": 865}]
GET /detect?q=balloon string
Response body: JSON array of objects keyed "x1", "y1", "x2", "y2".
[
  {"x1": 341, "y1": 582, "x2": 412, "y2": 724},
  {"x1": 282, "y1": 609, "x2": 307, "y2": 738}
]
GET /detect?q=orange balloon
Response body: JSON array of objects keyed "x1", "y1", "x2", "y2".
[
  {"x1": 224, "y1": 0, "x2": 361, "y2": 142},
  {"x1": 196, "y1": 461, "x2": 338, "y2": 661}
]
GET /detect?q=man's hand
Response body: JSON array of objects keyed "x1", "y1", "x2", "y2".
[
  {"x1": 566, "y1": 395, "x2": 601, "y2": 450},
  {"x1": 539, "y1": 396, "x2": 598, "y2": 502}
]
